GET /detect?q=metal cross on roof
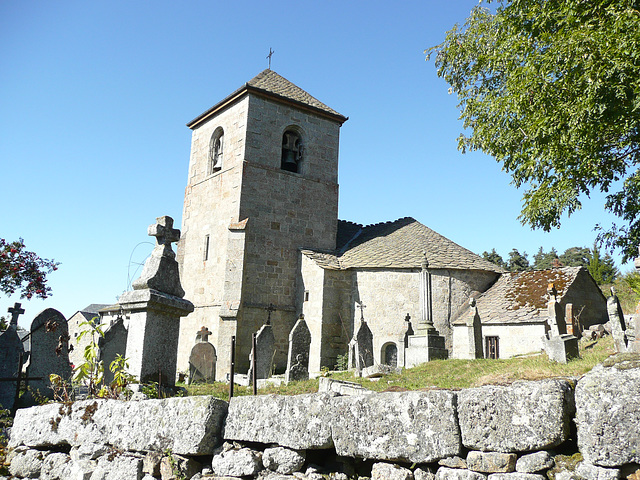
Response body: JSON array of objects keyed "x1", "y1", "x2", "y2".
[
  {"x1": 265, "y1": 303, "x2": 276, "y2": 325},
  {"x1": 404, "y1": 313, "x2": 411, "y2": 323},
  {"x1": 8, "y1": 302, "x2": 25, "y2": 326},
  {"x1": 357, "y1": 302, "x2": 366, "y2": 321},
  {"x1": 267, "y1": 48, "x2": 274, "y2": 69},
  {"x1": 149, "y1": 216, "x2": 180, "y2": 247}
]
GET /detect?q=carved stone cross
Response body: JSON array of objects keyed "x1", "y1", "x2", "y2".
[
  {"x1": 8, "y1": 302, "x2": 25, "y2": 326},
  {"x1": 197, "y1": 326, "x2": 212, "y2": 343},
  {"x1": 266, "y1": 303, "x2": 276, "y2": 325},
  {"x1": 149, "y1": 216, "x2": 180, "y2": 248},
  {"x1": 357, "y1": 302, "x2": 366, "y2": 321}
]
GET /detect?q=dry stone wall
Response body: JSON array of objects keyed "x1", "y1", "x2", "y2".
[{"x1": 5, "y1": 356, "x2": 640, "y2": 480}]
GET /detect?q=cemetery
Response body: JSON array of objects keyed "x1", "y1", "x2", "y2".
[
  {"x1": 1, "y1": 45, "x2": 640, "y2": 480},
  {"x1": 1, "y1": 209, "x2": 639, "y2": 479}
]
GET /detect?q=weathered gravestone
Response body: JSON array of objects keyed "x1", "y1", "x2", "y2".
[
  {"x1": 285, "y1": 315, "x2": 311, "y2": 383},
  {"x1": 349, "y1": 316, "x2": 374, "y2": 375},
  {"x1": 542, "y1": 284, "x2": 579, "y2": 364},
  {"x1": 189, "y1": 326, "x2": 216, "y2": 384},
  {"x1": 26, "y1": 308, "x2": 72, "y2": 399},
  {"x1": 0, "y1": 303, "x2": 25, "y2": 410},
  {"x1": 466, "y1": 298, "x2": 483, "y2": 359},
  {"x1": 119, "y1": 216, "x2": 194, "y2": 387},
  {"x1": 99, "y1": 317, "x2": 128, "y2": 386},
  {"x1": 607, "y1": 288, "x2": 629, "y2": 353},
  {"x1": 248, "y1": 323, "x2": 276, "y2": 383}
]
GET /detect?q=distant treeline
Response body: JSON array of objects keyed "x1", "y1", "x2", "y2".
[{"x1": 481, "y1": 243, "x2": 618, "y2": 285}]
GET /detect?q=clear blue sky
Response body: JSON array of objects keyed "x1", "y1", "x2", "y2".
[{"x1": 1, "y1": 1, "x2": 628, "y2": 328}]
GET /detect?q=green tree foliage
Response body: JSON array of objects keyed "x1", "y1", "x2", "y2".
[
  {"x1": 559, "y1": 247, "x2": 591, "y2": 267},
  {"x1": 0, "y1": 238, "x2": 59, "y2": 299},
  {"x1": 507, "y1": 248, "x2": 530, "y2": 272},
  {"x1": 533, "y1": 247, "x2": 559, "y2": 270},
  {"x1": 587, "y1": 242, "x2": 619, "y2": 284},
  {"x1": 427, "y1": 1, "x2": 640, "y2": 261},
  {"x1": 482, "y1": 248, "x2": 506, "y2": 268},
  {"x1": 612, "y1": 269, "x2": 640, "y2": 312}
]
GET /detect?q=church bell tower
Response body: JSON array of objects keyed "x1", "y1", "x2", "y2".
[{"x1": 177, "y1": 69, "x2": 347, "y2": 379}]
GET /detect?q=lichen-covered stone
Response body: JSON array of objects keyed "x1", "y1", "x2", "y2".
[
  {"x1": 458, "y1": 380, "x2": 574, "y2": 452},
  {"x1": 9, "y1": 396, "x2": 228, "y2": 455},
  {"x1": 439, "y1": 456, "x2": 468, "y2": 469},
  {"x1": 332, "y1": 390, "x2": 461, "y2": 463},
  {"x1": 575, "y1": 462, "x2": 621, "y2": 480},
  {"x1": 224, "y1": 393, "x2": 336, "y2": 449},
  {"x1": 262, "y1": 447, "x2": 306, "y2": 474},
  {"x1": 7, "y1": 447, "x2": 43, "y2": 478},
  {"x1": 40, "y1": 452, "x2": 72, "y2": 480},
  {"x1": 371, "y1": 462, "x2": 414, "y2": 480},
  {"x1": 91, "y1": 454, "x2": 144, "y2": 480},
  {"x1": 516, "y1": 451, "x2": 554, "y2": 473},
  {"x1": 211, "y1": 447, "x2": 261, "y2": 477},
  {"x1": 466, "y1": 452, "x2": 516, "y2": 473},
  {"x1": 576, "y1": 361, "x2": 640, "y2": 467},
  {"x1": 436, "y1": 467, "x2": 487, "y2": 480},
  {"x1": 415, "y1": 467, "x2": 437, "y2": 480},
  {"x1": 487, "y1": 474, "x2": 545, "y2": 480}
]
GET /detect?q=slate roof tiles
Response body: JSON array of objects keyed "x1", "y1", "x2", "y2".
[
  {"x1": 452, "y1": 266, "x2": 584, "y2": 325},
  {"x1": 187, "y1": 69, "x2": 347, "y2": 128},
  {"x1": 302, "y1": 217, "x2": 504, "y2": 272}
]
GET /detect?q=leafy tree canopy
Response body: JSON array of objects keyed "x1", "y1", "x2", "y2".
[
  {"x1": 428, "y1": 0, "x2": 640, "y2": 261},
  {"x1": 0, "y1": 238, "x2": 59, "y2": 300},
  {"x1": 482, "y1": 248, "x2": 506, "y2": 268},
  {"x1": 558, "y1": 246, "x2": 591, "y2": 267},
  {"x1": 533, "y1": 246, "x2": 559, "y2": 270},
  {"x1": 587, "y1": 241, "x2": 619, "y2": 284},
  {"x1": 507, "y1": 248, "x2": 530, "y2": 272}
]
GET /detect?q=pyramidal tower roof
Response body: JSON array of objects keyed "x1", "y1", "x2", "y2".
[{"x1": 187, "y1": 69, "x2": 347, "y2": 129}]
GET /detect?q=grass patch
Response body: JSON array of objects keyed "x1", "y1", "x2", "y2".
[{"x1": 186, "y1": 336, "x2": 615, "y2": 400}]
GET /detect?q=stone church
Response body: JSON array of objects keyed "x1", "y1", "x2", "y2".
[{"x1": 175, "y1": 69, "x2": 506, "y2": 380}]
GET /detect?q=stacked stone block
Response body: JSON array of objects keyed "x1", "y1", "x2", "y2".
[{"x1": 7, "y1": 360, "x2": 640, "y2": 479}]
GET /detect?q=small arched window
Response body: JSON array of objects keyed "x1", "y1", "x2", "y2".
[
  {"x1": 208, "y1": 127, "x2": 224, "y2": 174},
  {"x1": 281, "y1": 130, "x2": 303, "y2": 173}
]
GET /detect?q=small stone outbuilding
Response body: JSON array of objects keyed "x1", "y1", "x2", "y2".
[{"x1": 451, "y1": 266, "x2": 607, "y2": 359}]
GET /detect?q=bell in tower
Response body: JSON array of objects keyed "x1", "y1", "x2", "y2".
[{"x1": 281, "y1": 130, "x2": 303, "y2": 173}]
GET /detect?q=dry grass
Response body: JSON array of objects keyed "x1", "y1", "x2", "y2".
[{"x1": 186, "y1": 336, "x2": 615, "y2": 400}]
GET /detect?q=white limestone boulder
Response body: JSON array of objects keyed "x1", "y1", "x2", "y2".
[
  {"x1": 7, "y1": 447, "x2": 44, "y2": 479},
  {"x1": 9, "y1": 396, "x2": 228, "y2": 455},
  {"x1": 515, "y1": 451, "x2": 554, "y2": 473},
  {"x1": 262, "y1": 447, "x2": 306, "y2": 474},
  {"x1": 457, "y1": 379, "x2": 574, "y2": 453},
  {"x1": 223, "y1": 392, "x2": 336, "y2": 449},
  {"x1": 210, "y1": 447, "x2": 261, "y2": 477},
  {"x1": 487, "y1": 474, "x2": 545, "y2": 480},
  {"x1": 371, "y1": 462, "x2": 414, "y2": 480},
  {"x1": 575, "y1": 356, "x2": 640, "y2": 467},
  {"x1": 575, "y1": 462, "x2": 621, "y2": 480},
  {"x1": 331, "y1": 390, "x2": 461, "y2": 463},
  {"x1": 436, "y1": 467, "x2": 487, "y2": 480}
]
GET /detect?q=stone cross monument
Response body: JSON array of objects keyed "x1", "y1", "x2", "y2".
[{"x1": 119, "y1": 216, "x2": 194, "y2": 386}]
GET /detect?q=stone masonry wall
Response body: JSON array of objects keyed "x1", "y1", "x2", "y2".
[
  {"x1": 352, "y1": 269, "x2": 419, "y2": 367},
  {"x1": 234, "y1": 94, "x2": 342, "y2": 372},
  {"x1": 177, "y1": 96, "x2": 249, "y2": 378},
  {"x1": 561, "y1": 268, "x2": 608, "y2": 329},
  {"x1": 352, "y1": 268, "x2": 500, "y2": 362},
  {"x1": 7, "y1": 356, "x2": 640, "y2": 480}
]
